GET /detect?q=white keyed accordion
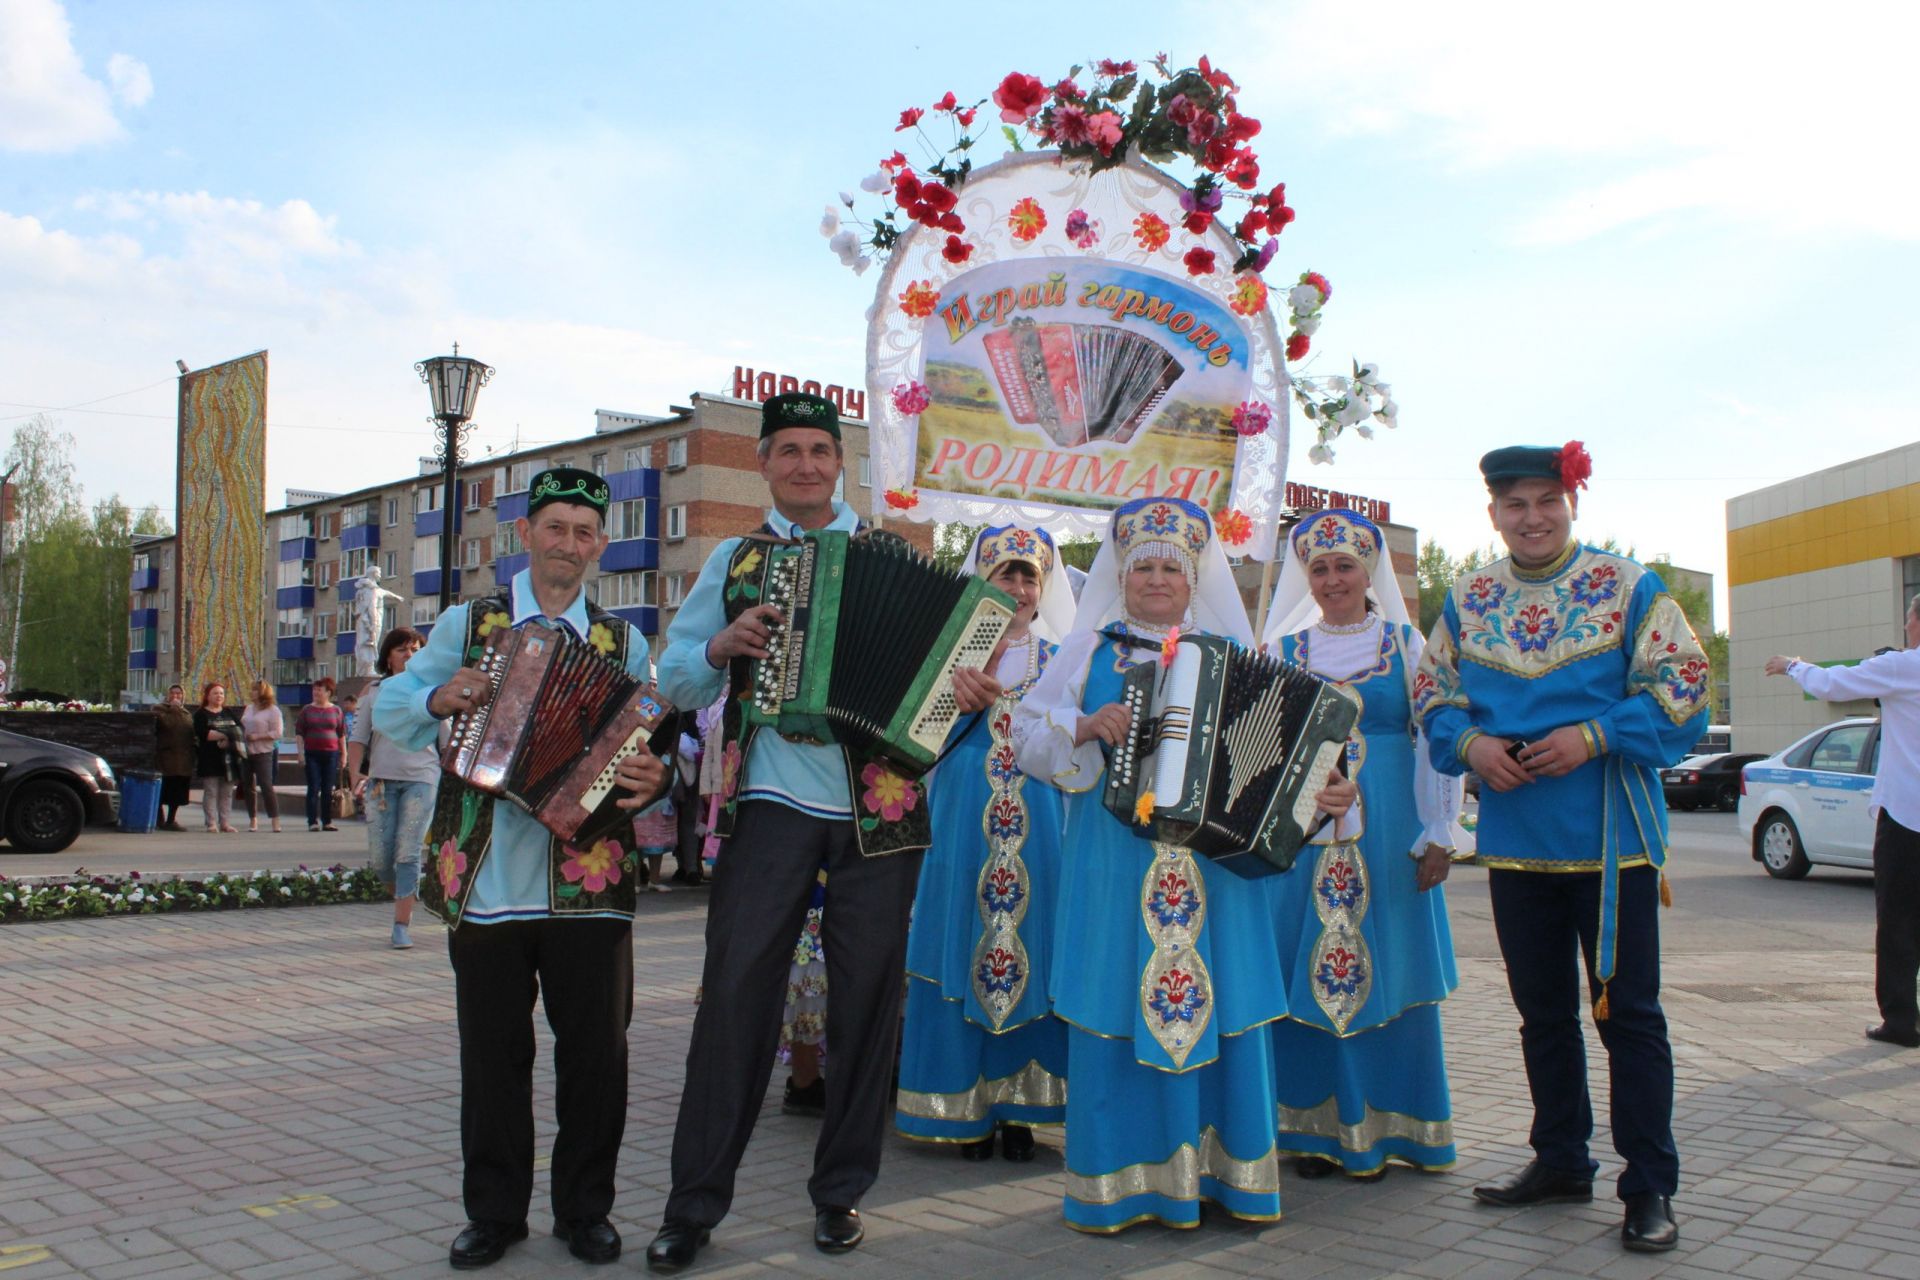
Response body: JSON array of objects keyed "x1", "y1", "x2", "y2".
[
  {"x1": 1102, "y1": 633, "x2": 1361, "y2": 877},
  {"x1": 981, "y1": 317, "x2": 1184, "y2": 447},
  {"x1": 442, "y1": 620, "x2": 673, "y2": 846}
]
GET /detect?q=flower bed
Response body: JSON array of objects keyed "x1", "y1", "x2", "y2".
[{"x1": 0, "y1": 864, "x2": 386, "y2": 924}]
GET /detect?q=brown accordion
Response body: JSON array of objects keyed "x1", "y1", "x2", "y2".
[
  {"x1": 981, "y1": 316, "x2": 1184, "y2": 447},
  {"x1": 441, "y1": 620, "x2": 672, "y2": 847}
]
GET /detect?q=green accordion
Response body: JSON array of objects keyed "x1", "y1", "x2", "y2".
[
  {"x1": 1102, "y1": 633, "x2": 1361, "y2": 877},
  {"x1": 732, "y1": 530, "x2": 1015, "y2": 775}
]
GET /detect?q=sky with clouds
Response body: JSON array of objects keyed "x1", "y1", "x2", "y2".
[{"x1": 3, "y1": 0, "x2": 1916, "y2": 623}]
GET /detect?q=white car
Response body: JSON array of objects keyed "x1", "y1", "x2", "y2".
[{"x1": 1738, "y1": 716, "x2": 1880, "y2": 879}]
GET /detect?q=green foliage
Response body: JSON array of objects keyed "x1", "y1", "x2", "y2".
[
  {"x1": 0, "y1": 864, "x2": 387, "y2": 924},
  {"x1": 1415, "y1": 538, "x2": 1500, "y2": 633}
]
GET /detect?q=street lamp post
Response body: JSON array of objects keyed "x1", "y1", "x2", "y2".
[{"x1": 415, "y1": 345, "x2": 494, "y2": 615}]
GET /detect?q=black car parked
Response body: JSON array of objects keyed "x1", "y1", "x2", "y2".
[
  {"x1": 1661, "y1": 752, "x2": 1765, "y2": 812},
  {"x1": 0, "y1": 728, "x2": 119, "y2": 852}
]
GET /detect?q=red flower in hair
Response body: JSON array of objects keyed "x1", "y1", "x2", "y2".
[{"x1": 1559, "y1": 441, "x2": 1593, "y2": 492}]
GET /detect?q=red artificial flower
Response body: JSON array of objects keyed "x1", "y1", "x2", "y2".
[
  {"x1": 1286, "y1": 332, "x2": 1311, "y2": 361},
  {"x1": 1087, "y1": 110, "x2": 1123, "y2": 156},
  {"x1": 1203, "y1": 135, "x2": 1236, "y2": 171},
  {"x1": 933, "y1": 91, "x2": 958, "y2": 112},
  {"x1": 956, "y1": 107, "x2": 976, "y2": 127},
  {"x1": 1166, "y1": 94, "x2": 1198, "y2": 129},
  {"x1": 1216, "y1": 508, "x2": 1253, "y2": 548},
  {"x1": 1051, "y1": 103, "x2": 1092, "y2": 146},
  {"x1": 1008, "y1": 197, "x2": 1047, "y2": 243},
  {"x1": 897, "y1": 107, "x2": 924, "y2": 132},
  {"x1": 1096, "y1": 58, "x2": 1137, "y2": 77},
  {"x1": 1263, "y1": 182, "x2": 1287, "y2": 210},
  {"x1": 899, "y1": 281, "x2": 941, "y2": 319},
  {"x1": 1224, "y1": 152, "x2": 1260, "y2": 190},
  {"x1": 1182, "y1": 209, "x2": 1213, "y2": 235},
  {"x1": 893, "y1": 170, "x2": 922, "y2": 205},
  {"x1": 1267, "y1": 200, "x2": 1296, "y2": 233},
  {"x1": 1183, "y1": 246, "x2": 1216, "y2": 276},
  {"x1": 1236, "y1": 210, "x2": 1268, "y2": 240},
  {"x1": 879, "y1": 150, "x2": 909, "y2": 172},
  {"x1": 1228, "y1": 273, "x2": 1269, "y2": 317},
  {"x1": 1300, "y1": 270, "x2": 1332, "y2": 301},
  {"x1": 993, "y1": 72, "x2": 1047, "y2": 123},
  {"x1": 1559, "y1": 441, "x2": 1593, "y2": 492},
  {"x1": 920, "y1": 181, "x2": 957, "y2": 213},
  {"x1": 885, "y1": 487, "x2": 920, "y2": 511},
  {"x1": 1054, "y1": 78, "x2": 1084, "y2": 102},
  {"x1": 1187, "y1": 111, "x2": 1219, "y2": 146},
  {"x1": 1225, "y1": 113, "x2": 1261, "y2": 143},
  {"x1": 1133, "y1": 211, "x2": 1171, "y2": 251},
  {"x1": 941, "y1": 234, "x2": 973, "y2": 264},
  {"x1": 937, "y1": 211, "x2": 964, "y2": 233},
  {"x1": 1197, "y1": 55, "x2": 1236, "y2": 92}
]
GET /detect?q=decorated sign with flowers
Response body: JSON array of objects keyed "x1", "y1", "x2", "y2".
[{"x1": 836, "y1": 54, "x2": 1395, "y2": 561}]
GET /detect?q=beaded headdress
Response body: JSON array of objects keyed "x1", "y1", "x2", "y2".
[{"x1": 1290, "y1": 508, "x2": 1382, "y2": 577}]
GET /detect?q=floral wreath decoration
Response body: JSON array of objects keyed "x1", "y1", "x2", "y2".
[{"x1": 825, "y1": 53, "x2": 1400, "y2": 485}]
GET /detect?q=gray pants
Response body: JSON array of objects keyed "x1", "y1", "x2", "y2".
[
  {"x1": 662, "y1": 801, "x2": 922, "y2": 1226},
  {"x1": 198, "y1": 777, "x2": 234, "y2": 829}
]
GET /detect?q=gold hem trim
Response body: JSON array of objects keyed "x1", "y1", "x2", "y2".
[
  {"x1": 1276, "y1": 1095, "x2": 1454, "y2": 1153},
  {"x1": 894, "y1": 1059, "x2": 1067, "y2": 1123},
  {"x1": 1475, "y1": 854, "x2": 1653, "y2": 873},
  {"x1": 1065, "y1": 1129, "x2": 1280, "y2": 1207},
  {"x1": 1278, "y1": 1145, "x2": 1458, "y2": 1173}
]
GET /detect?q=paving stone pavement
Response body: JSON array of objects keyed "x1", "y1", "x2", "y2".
[{"x1": 2, "y1": 888, "x2": 1917, "y2": 1279}]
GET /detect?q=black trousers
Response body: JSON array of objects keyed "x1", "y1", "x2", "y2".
[
  {"x1": 1873, "y1": 810, "x2": 1920, "y2": 1038},
  {"x1": 446, "y1": 917, "x2": 634, "y2": 1226},
  {"x1": 663, "y1": 801, "x2": 923, "y2": 1226},
  {"x1": 1488, "y1": 864, "x2": 1678, "y2": 1198}
]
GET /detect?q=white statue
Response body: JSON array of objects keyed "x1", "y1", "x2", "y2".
[{"x1": 354, "y1": 566, "x2": 404, "y2": 675}]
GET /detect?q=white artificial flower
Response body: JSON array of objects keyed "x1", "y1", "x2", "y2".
[
  {"x1": 1353, "y1": 362, "x2": 1380, "y2": 385},
  {"x1": 1323, "y1": 375, "x2": 1349, "y2": 393},
  {"x1": 1368, "y1": 381, "x2": 1390, "y2": 401},
  {"x1": 819, "y1": 206, "x2": 840, "y2": 238},
  {"x1": 1375, "y1": 399, "x2": 1399, "y2": 428},
  {"x1": 1293, "y1": 312, "x2": 1321, "y2": 336},
  {"x1": 1308, "y1": 442, "x2": 1335, "y2": 465},
  {"x1": 838, "y1": 191, "x2": 856, "y2": 208},
  {"x1": 1288, "y1": 283, "x2": 1324, "y2": 314},
  {"x1": 1336, "y1": 396, "x2": 1371, "y2": 427},
  {"x1": 860, "y1": 170, "x2": 891, "y2": 193},
  {"x1": 1355, "y1": 424, "x2": 1375, "y2": 439},
  {"x1": 853, "y1": 254, "x2": 872, "y2": 276}
]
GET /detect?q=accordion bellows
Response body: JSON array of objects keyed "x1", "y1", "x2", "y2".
[
  {"x1": 735, "y1": 530, "x2": 1015, "y2": 774},
  {"x1": 443, "y1": 621, "x2": 673, "y2": 847},
  {"x1": 1103, "y1": 634, "x2": 1360, "y2": 877},
  {"x1": 982, "y1": 317, "x2": 1184, "y2": 447}
]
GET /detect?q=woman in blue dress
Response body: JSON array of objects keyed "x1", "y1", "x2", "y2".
[
  {"x1": 1259, "y1": 508, "x2": 1465, "y2": 1178},
  {"x1": 897, "y1": 525, "x2": 1078, "y2": 1160},
  {"x1": 1013, "y1": 497, "x2": 1355, "y2": 1232}
]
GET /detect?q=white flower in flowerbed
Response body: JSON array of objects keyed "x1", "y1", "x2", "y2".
[{"x1": 0, "y1": 864, "x2": 386, "y2": 924}]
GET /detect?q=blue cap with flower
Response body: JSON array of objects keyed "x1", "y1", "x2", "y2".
[
  {"x1": 1290, "y1": 508, "x2": 1382, "y2": 578},
  {"x1": 974, "y1": 524, "x2": 1055, "y2": 576}
]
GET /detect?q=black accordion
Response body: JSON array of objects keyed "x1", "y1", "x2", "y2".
[
  {"x1": 982, "y1": 317, "x2": 1184, "y2": 447},
  {"x1": 442, "y1": 620, "x2": 673, "y2": 846},
  {"x1": 728, "y1": 529, "x2": 1014, "y2": 774},
  {"x1": 1102, "y1": 633, "x2": 1360, "y2": 877}
]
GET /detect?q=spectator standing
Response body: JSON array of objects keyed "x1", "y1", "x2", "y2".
[
  {"x1": 153, "y1": 683, "x2": 195, "y2": 832},
  {"x1": 241, "y1": 681, "x2": 284, "y2": 833},
  {"x1": 297, "y1": 677, "x2": 347, "y2": 832},
  {"x1": 1767, "y1": 596, "x2": 1920, "y2": 1049},
  {"x1": 348, "y1": 628, "x2": 438, "y2": 950},
  {"x1": 192, "y1": 682, "x2": 246, "y2": 833}
]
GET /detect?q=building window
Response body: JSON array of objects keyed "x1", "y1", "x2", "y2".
[
  {"x1": 386, "y1": 497, "x2": 399, "y2": 526},
  {"x1": 343, "y1": 546, "x2": 369, "y2": 578},
  {"x1": 595, "y1": 571, "x2": 654, "y2": 609},
  {"x1": 665, "y1": 504, "x2": 687, "y2": 540},
  {"x1": 276, "y1": 609, "x2": 310, "y2": 639},
  {"x1": 506, "y1": 461, "x2": 532, "y2": 493},
  {"x1": 336, "y1": 603, "x2": 354, "y2": 636},
  {"x1": 497, "y1": 522, "x2": 524, "y2": 557},
  {"x1": 158, "y1": 632, "x2": 170, "y2": 654},
  {"x1": 158, "y1": 589, "x2": 171, "y2": 613},
  {"x1": 858, "y1": 455, "x2": 872, "y2": 488},
  {"x1": 272, "y1": 659, "x2": 316, "y2": 685},
  {"x1": 133, "y1": 551, "x2": 150, "y2": 574},
  {"x1": 664, "y1": 572, "x2": 687, "y2": 607},
  {"x1": 609, "y1": 498, "x2": 647, "y2": 542},
  {"x1": 318, "y1": 512, "x2": 338, "y2": 540},
  {"x1": 383, "y1": 551, "x2": 397, "y2": 578},
  {"x1": 624, "y1": 445, "x2": 651, "y2": 471},
  {"x1": 666, "y1": 437, "x2": 688, "y2": 470},
  {"x1": 591, "y1": 452, "x2": 608, "y2": 475},
  {"x1": 277, "y1": 512, "x2": 313, "y2": 540},
  {"x1": 418, "y1": 485, "x2": 442, "y2": 513},
  {"x1": 277, "y1": 559, "x2": 314, "y2": 589},
  {"x1": 462, "y1": 537, "x2": 483, "y2": 568},
  {"x1": 317, "y1": 560, "x2": 336, "y2": 589},
  {"x1": 412, "y1": 600, "x2": 440, "y2": 626}
]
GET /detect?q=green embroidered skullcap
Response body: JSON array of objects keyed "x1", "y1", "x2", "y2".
[
  {"x1": 761, "y1": 391, "x2": 840, "y2": 440},
  {"x1": 526, "y1": 466, "x2": 611, "y2": 518}
]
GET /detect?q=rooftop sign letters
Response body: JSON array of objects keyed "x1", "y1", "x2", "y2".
[{"x1": 732, "y1": 367, "x2": 866, "y2": 420}]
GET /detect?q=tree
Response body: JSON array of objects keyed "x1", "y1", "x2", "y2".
[{"x1": 1415, "y1": 538, "x2": 1499, "y2": 632}]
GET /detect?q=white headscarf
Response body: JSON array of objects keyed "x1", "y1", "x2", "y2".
[
  {"x1": 1261, "y1": 508, "x2": 1409, "y2": 647},
  {"x1": 1070, "y1": 498, "x2": 1253, "y2": 646},
  {"x1": 960, "y1": 524, "x2": 1077, "y2": 644}
]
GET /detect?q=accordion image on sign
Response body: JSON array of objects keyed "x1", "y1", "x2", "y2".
[
  {"x1": 981, "y1": 316, "x2": 1185, "y2": 448},
  {"x1": 1102, "y1": 633, "x2": 1360, "y2": 878},
  {"x1": 730, "y1": 529, "x2": 1015, "y2": 774},
  {"x1": 442, "y1": 620, "x2": 674, "y2": 847}
]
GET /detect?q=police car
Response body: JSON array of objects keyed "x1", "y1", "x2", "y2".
[{"x1": 1738, "y1": 716, "x2": 1880, "y2": 879}]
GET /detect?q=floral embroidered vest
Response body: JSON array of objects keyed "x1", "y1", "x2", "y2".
[
  {"x1": 419, "y1": 592, "x2": 640, "y2": 929},
  {"x1": 714, "y1": 527, "x2": 932, "y2": 858}
]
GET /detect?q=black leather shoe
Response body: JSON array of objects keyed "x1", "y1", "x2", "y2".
[
  {"x1": 1000, "y1": 1124, "x2": 1036, "y2": 1162},
  {"x1": 1621, "y1": 1192, "x2": 1679, "y2": 1252},
  {"x1": 554, "y1": 1218, "x2": 621, "y2": 1264},
  {"x1": 958, "y1": 1135, "x2": 995, "y2": 1161},
  {"x1": 1294, "y1": 1155, "x2": 1339, "y2": 1179},
  {"x1": 813, "y1": 1205, "x2": 863, "y2": 1253},
  {"x1": 449, "y1": 1220, "x2": 528, "y2": 1270},
  {"x1": 645, "y1": 1220, "x2": 709, "y2": 1273},
  {"x1": 1866, "y1": 1022, "x2": 1920, "y2": 1048},
  {"x1": 1472, "y1": 1160, "x2": 1594, "y2": 1206}
]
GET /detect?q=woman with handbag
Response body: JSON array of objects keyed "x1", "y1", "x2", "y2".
[{"x1": 192, "y1": 682, "x2": 246, "y2": 833}]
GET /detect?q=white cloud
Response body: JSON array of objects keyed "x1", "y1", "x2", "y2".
[
  {"x1": 106, "y1": 52, "x2": 152, "y2": 109},
  {"x1": 1245, "y1": 0, "x2": 1920, "y2": 242},
  {"x1": 0, "y1": 0, "x2": 147, "y2": 151}
]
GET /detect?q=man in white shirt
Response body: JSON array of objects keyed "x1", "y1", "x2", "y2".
[{"x1": 1766, "y1": 592, "x2": 1920, "y2": 1048}]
